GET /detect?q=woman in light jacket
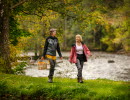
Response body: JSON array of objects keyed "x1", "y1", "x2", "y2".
[{"x1": 69, "y1": 34, "x2": 91, "y2": 83}]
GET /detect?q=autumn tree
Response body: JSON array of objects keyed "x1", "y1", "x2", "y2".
[{"x1": 0, "y1": 0, "x2": 83, "y2": 73}]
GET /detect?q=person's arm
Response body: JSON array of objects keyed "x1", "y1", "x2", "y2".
[
  {"x1": 84, "y1": 44, "x2": 91, "y2": 56},
  {"x1": 57, "y1": 43, "x2": 62, "y2": 58},
  {"x1": 57, "y1": 39, "x2": 62, "y2": 58},
  {"x1": 69, "y1": 44, "x2": 75, "y2": 63},
  {"x1": 69, "y1": 47, "x2": 74, "y2": 63},
  {"x1": 42, "y1": 38, "x2": 48, "y2": 58}
]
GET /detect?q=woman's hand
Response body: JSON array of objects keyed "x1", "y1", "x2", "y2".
[
  {"x1": 89, "y1": 54, "x2": 92, "y2": 56},
  {"x1": 87, "y1": 54, "x2": 92, "y2": 58}
]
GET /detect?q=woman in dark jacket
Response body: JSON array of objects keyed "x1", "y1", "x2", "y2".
[
  {"x1": 69, "y1": 34, "x2": 91, "y2": 83},
  {"x1": 41, "y1": 28, "x2": 62, "y2": 83}
]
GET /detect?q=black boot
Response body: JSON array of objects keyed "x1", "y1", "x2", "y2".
[{"x1": 48, "y1": 77, "x2": 53, "y2": 83}]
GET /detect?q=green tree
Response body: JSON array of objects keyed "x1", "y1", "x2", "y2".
[{"x1": 0, "y1": 0, "x2": 83, "y2": 73}]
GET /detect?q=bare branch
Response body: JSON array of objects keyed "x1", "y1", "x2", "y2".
[
  {"x1": 21, "y1": 11, "x2": 44, "y2": 18},
  {"x1": 11, "y1": 0, "x2": 28, "y2": 9}
]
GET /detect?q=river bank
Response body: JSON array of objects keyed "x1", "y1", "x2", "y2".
[{"x1": 0, "y1": 73, "x2": 129, "y2": 100}]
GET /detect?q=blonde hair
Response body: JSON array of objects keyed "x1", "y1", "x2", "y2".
[{"x1": 76, "y1": 34, "x2": 83, "y2": 42}]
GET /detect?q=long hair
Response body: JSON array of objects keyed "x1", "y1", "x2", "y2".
[{"x1": 76, "y1": 34, "x2": 83, "y2": 42}]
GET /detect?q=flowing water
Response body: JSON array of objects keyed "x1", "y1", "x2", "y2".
[{"x1": 24, "y1": 52, "x2": 130, "y2": 81}]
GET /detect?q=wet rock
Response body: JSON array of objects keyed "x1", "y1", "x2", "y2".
[{"x1": 108, "y1": 60, "x2": 115, "y2": 63}]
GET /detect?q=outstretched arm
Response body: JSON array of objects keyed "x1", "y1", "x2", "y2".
[
  {"x1": 57, "y1": 42, "x2": 62, "y2": 59},
  {"x1": 84, "y1": 44, "x2": 91, "y2": 56}
]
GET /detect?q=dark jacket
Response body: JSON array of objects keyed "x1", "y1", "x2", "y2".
[
  {"x1": 43, "y1": 36, "x2": 62, "y2": 58},
  {"x1": 69, "y1": 42, "x2": 91, "y2": 63}
]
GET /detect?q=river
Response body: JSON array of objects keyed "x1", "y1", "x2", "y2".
[{"x1": 24, "y1": 52, "x2": 130, "y2": 81}]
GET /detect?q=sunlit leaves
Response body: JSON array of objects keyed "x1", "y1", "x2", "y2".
[{"x1": 10, "y1": 0, "x2": 130, "y2": 52}]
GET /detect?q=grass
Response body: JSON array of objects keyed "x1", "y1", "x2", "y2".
[{"x1": 0, "y1": 73, "x2": 130, "y2": 100}]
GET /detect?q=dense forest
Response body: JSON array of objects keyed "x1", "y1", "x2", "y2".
[{"x1": 0, "y1": 0, "x2": 130, "y2": 73}]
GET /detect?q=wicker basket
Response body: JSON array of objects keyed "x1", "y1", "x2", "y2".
[{"x1": 37, "y1": 60, "x2": 47, "y2": 70}]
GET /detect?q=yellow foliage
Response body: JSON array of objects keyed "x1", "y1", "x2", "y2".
[{"x1": 10, "y1": 44, "x2": 22, "y2": 62}]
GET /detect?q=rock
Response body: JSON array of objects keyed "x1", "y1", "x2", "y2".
[
  {"x1": 56, "y1": 60, "x2": 63, "y2": 63},
  {"x1": 108, "y1": 60, "x2": 115, "y2": 63}
]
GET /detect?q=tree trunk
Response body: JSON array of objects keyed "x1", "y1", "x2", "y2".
[
  {"x1": 63, "y1": 16, "x2": 67, "y2": 50},
  {"x1": 0, "y1": 0, "x2": 12, "y2": 73},
  {"x1": 34, "y1": 43, "x2": 38, "y2": 57}
]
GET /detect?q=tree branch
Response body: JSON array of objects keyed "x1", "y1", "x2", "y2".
[
  {"x1": 11, "y1": 0, "x2": 28, "y2": 9},
  {"x1": 21, "y1": 11, "x2": 46, "y2": 18}
]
